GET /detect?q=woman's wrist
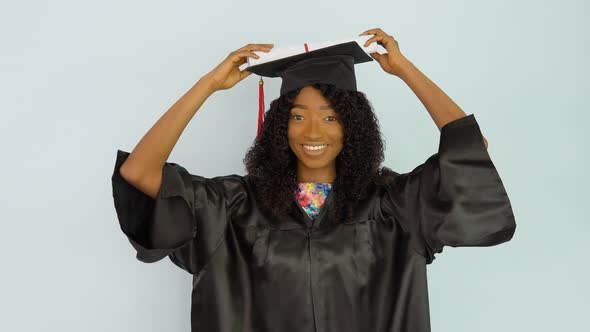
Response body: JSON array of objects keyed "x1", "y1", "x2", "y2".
[
  {"x1": 197, "y1": 74, "x2": 219, "y2": 96},
  {"x1": 394, "y1": 57, "x2": 416, "y2": 81}
]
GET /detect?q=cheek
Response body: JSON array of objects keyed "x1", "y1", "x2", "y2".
[
  {"x1": 287, "y1": 126, "x2": 295, "y2": 145},
  {"x1": 288, "y1": 123, "x2": 306, "y2": 141},
  {"x1": 287, "y1": 126, "x2": 300, "y2": 151},
  {"x1": 332, "y1": 125, "x2": 344, "y2": 146}
]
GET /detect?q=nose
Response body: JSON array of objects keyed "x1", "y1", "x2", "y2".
[{"x1": 303, "y1": 118, "x2": 322, "y2": 140}]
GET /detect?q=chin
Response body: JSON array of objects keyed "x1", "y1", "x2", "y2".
[
  {"x1": 301, "y1": 161, "x2": 328, "y2": 169},
  {"x1": 299, "y1": 157, "x2": 335, "y2": 170}
]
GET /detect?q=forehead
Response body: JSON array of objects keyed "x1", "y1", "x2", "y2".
[{"x1": 293, "y1": 86, "x2": 331, "y2": 104}]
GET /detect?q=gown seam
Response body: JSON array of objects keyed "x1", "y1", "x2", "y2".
[
  {"x1": 194, "y1": 229, "x2": 227, "y2": 274},
  {"x1": 195, "y1": 179, "x2": 251, "y2": 273},
  {"x1": 190, "y1": 201, "x2": 232, "y2": 275}
]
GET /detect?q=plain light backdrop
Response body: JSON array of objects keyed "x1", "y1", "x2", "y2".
[{"x1": 1, "y1": 0, "x2": 587, "y2": 331}]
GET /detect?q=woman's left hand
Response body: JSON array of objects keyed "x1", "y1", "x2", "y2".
[{"x1": 359, "y1": 28, "x2": 410, "y2": 77}]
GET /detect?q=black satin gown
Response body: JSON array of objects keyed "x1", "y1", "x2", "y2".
[{"x1": 111, "y1": 114, "x2": 516, "y2": 332}]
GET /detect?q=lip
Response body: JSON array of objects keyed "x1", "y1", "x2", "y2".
[{"x1": 300, "y1": 144, "x2": 328, "y2": 156}]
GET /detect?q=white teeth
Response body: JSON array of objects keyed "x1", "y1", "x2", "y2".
[{"x1": 303, "y1": 145, "x2": 327, "y2": 151}]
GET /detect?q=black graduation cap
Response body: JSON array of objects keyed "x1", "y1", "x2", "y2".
[{"x1": 245, "y1": 38, "x2": 376, "y2": 137}]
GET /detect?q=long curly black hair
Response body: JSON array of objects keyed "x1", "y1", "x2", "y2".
[{"x1": 243, "y1": 83, "x2": 391, "y2": 223}]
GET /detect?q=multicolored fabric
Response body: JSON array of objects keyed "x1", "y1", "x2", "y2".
[{"x1": 295, "y1": 183, "x2": 332, "y2": 221}]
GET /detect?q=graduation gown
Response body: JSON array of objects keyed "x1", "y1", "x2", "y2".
[{"x1": 111, "y1": 114, "x2": 516, "y2": 332}]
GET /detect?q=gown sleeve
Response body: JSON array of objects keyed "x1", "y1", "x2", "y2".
[
  {"x1": 111, "y1": 150, "x2": 245, "y2": 274},
  {"x1": 382, "y1": 114, "x2": 516, "y2": 264}
]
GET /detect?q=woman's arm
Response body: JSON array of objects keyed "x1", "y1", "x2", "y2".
[
  {"x1": 360, "y1": 28, "x2": 488, "y2": 148},
  {"x1": 119, "y1": 43, "x2": 273, "y2": 198},
  {"x1": 397, "y1": 60, "x2": 488, "y2": 146},
  {"x1": 119, "y1": 78, "x2": 215, "y2": 198}
]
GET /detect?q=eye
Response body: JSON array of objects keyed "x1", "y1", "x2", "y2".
[
  {"x1": 325, "y1": 116, "x2": 338, "y2": 122},
  {"x1": 291, "y1": 114, "x2": 304, "y2": 120}
]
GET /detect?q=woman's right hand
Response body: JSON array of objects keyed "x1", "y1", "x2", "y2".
[{"x1": 202, "y1": 43, "x2": 274, "y2": 93}]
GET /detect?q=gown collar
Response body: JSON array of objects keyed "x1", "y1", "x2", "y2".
[{"x1": 292, "y1": 187, "x2": 335, "y2": 230}]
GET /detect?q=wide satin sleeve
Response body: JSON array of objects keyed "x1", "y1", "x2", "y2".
[
  {"x1": 111, "y1": 150, "x2": 246, "y2": 274},
  {"x1": 382, "y1": 114, "x2": 516, "y2": 264}
]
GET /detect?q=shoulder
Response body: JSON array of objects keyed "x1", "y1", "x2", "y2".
[
  {"x1": 189, "y1": 173, "x2": 247, "y2": 186},
  {"x1": 353, "y1": 167, "x2": 402, "y2": 203},
  {"x1": 186, "y1": 173, "x2": 252, "y2": 206},
  {"x1": 372, "y1": 166, "x2": 401, "y2": 188}
]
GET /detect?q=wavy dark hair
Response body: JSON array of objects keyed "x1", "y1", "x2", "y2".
[{"x1": 243, "y1": 83, "x2": 390, "y2": 223}]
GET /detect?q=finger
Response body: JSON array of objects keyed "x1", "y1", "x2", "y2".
[
  {"x1": 369, "y1": 52, "x2": 385, "y2": 64},
  {"x1": 230, "y1": 50, "x2": 261, "y2": 64},
  {"x1": 359, "y1": 28, "x2": 380, "y2": 36},
  {"x1": 238, "y1": 43, "x2": 273, "y2": 51},
  {"x1": 236, "y1": 56, "x2": 248, "y2": 65},
  {"x1": 237, "y1": 43, "x2": 274, "y2": 52},
  {"x1": 226, "y1": 51, "x2": 258, "y2": 66},
  {"x1": 364, "y1": 35, "x2": 393, "y2": 48},
  {"x1": 363, "y1": 35, "x2": 381, "y2": 47},
  {"x1": 359, "y1": 28, "x2": 386, "y2": 36},
  {"x1": 239, "y1": 69, "x2": 252, "y2": 80}
]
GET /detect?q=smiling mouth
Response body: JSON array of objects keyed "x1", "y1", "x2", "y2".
[
  {"x1": 302, "y1": 144, "x2": 328, "y2": 151},
  {"x1": 300, "y1": 144, "x2": 329, "y2": 156}
]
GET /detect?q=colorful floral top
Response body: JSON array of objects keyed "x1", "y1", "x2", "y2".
[{"x1": 295, "y1": 183, "x2": 332, "y2": 221}]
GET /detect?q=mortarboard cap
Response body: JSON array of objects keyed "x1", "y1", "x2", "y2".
[
  {"x1": 245, "y1": 36, "x2": 378, "y2": 137},
  {"x1": 247, "y1": 36, "x2": 376, "y2": 94}
]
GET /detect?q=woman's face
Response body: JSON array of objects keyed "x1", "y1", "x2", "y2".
[{"x1": 288, "y1": 86, "x2": 344, "y2": 182}]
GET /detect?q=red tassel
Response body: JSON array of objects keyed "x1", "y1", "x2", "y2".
[{"x1": 257, "y1": 77, "x2": 265, "y2": 139}]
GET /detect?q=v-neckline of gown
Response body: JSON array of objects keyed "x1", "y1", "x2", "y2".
[{"x1": 294, "y1": 184, "x2": 334, "y2": 229}]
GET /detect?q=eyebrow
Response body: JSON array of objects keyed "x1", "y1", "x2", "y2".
[{"x1": 291, "y1": 104, "x2": 334, "y2": 110}]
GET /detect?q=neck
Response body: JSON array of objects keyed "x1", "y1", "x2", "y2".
[{"x1": 296, "y1": 162, "x2": 336, "y2": 183}]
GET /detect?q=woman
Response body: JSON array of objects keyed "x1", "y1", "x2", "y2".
[{"x1": 112, "y1": 28, "x2": 515, "y2": 332}]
